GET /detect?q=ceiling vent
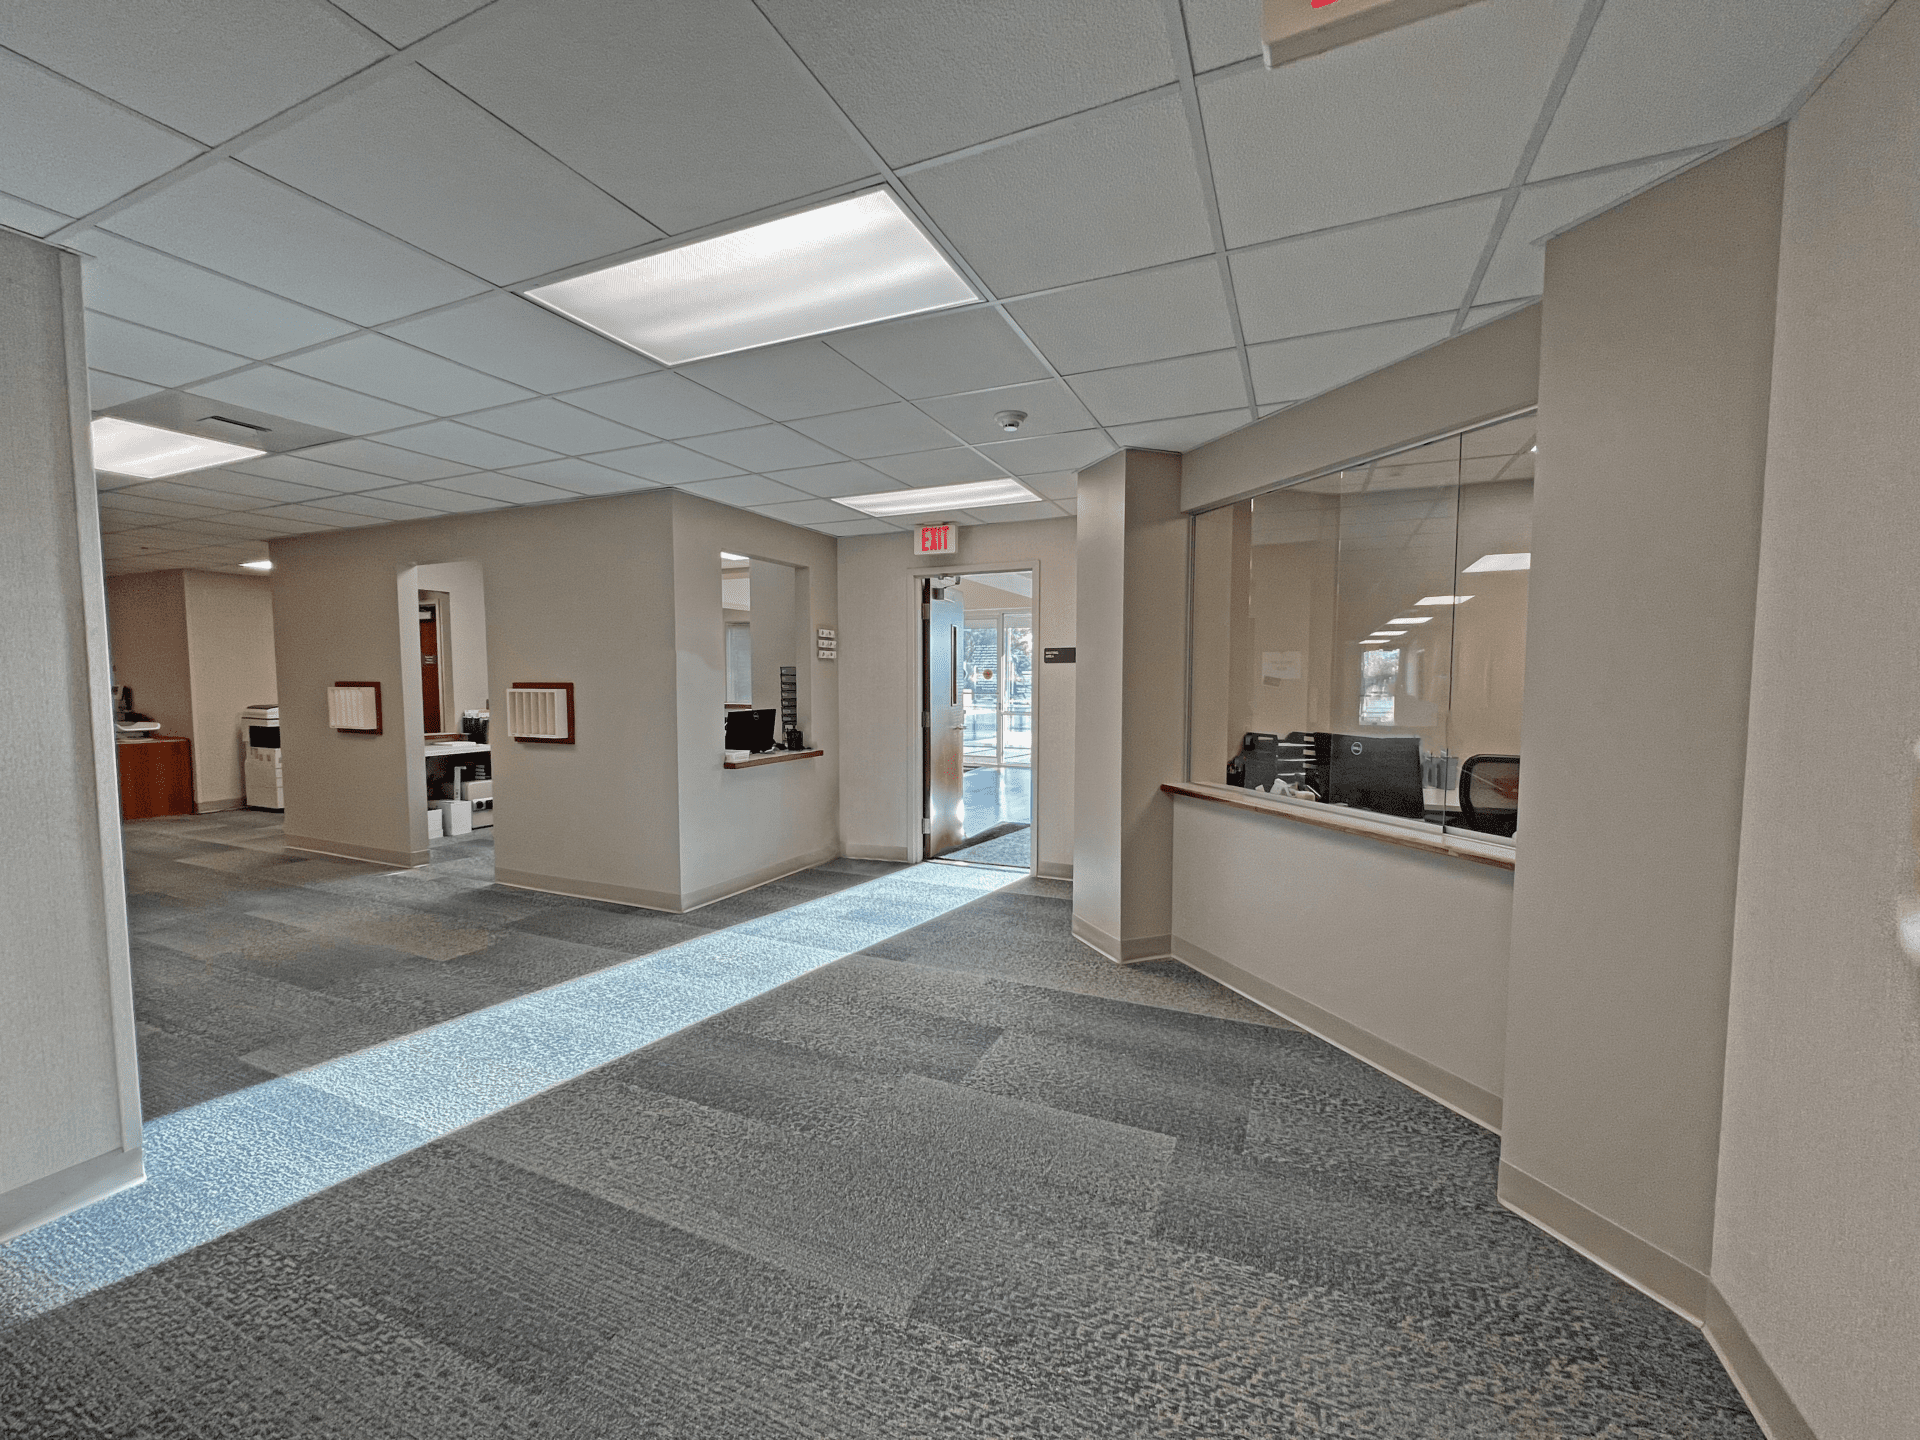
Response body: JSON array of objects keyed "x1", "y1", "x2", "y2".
[{"x1": 98, "y1": 390, "x2": 352, "y2": 455}]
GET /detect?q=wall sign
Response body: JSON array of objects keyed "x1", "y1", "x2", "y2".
[
  {"x1": 915, "y1": 523, "x2": 957, "y2": 557},
  {"x1": 1042, "y1": 647, "x2": 1076, "y2": 664}
]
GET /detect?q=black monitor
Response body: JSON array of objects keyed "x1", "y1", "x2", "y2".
[
  {"x1": 724, "y1": 707, "x2": 777, "y2": 753},
  {"x1": 1325, "y1": 733, "x2": 1424, "y2": 819}
]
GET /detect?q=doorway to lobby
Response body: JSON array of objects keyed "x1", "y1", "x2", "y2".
[{"x1": 923, "y1": 570, "x2": 1034, "y2": 871}]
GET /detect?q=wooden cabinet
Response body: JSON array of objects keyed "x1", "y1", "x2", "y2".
[{"x1": 117, "y1": 736, "x2": 194, "y2": 821}]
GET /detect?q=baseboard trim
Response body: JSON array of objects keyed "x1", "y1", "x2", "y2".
[
  {"x1": 1036, "y1": 860, "x2": 1072, "y2": 881},
  {"x1": 1497, "y1": 1161, "x2": 1813, "y2": 1440},
  {"x1": 282, "y1": 833, "x2": 420, "y2": 868},
  {"x1": 496, "y1": 845, "x2": 843, "y2": 916},
  {"x1": 1172, "y1": 935, "x2": 1504, "y2": 1132},
  {"x1": 1700, "y1": 1287, "x2": 1817, "y2": 1440},
  {"x1": 844, "y1": 843, "x2": 912, "y2": 863},
  {"x1": 0, "y1": 1146, "x2": 145, "y2": 1244},
  {"x1": 195, "y1": 797, "x2": 244, "y2": 814},
  {"x1": 1497, "y1": 1160, "x2": 1710, "y2": 1320}
]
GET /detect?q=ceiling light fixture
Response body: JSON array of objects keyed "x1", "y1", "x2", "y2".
[
  {"x1": 1463, "y1": 552, "x2": 1531, "y2": 573},
  {"x1": 90, "y1": 416, "x2": 265, "y2": 479},
  {"x1": 1415, "y1": 595, "x2": 1473, "y2": 606},
  {"x1": 239, "y1": 560, "x2": 273, "y2": 571},
  {"x1": 835, "y1": 477, "x2": 1038, "y2": 517},
  {"x1": 720, "y1": 552, "x2": 749, "y2": 565},
  {"x1": 1388, "y1": 616, "x2": 1432, "y2": 624},
  {"x1": 525, "y1": 188, "x2": 979, "y2": 366},
  {"x1": 1370, "y1": 630, "x2": 1407, "y2": 637}
]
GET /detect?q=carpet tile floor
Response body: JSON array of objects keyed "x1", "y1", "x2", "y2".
[{"x1": 0, "y1": 813, "x2": 1760, "y2": 1438}]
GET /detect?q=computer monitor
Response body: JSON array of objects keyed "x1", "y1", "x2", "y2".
[
  {"x1": 1325, "y1": 733, "x2": 1424, "y2": 819},
  {"x1": 724, "y1": 707, "x2": 777, "y2": 753}
]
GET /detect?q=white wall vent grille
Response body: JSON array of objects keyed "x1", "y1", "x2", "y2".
[
  {"x1": 508, "y1": 683, "x2": 574, "y2": 744},
  {"x1": 328, "y1": 682, "x2": 381, "y2": 733}
]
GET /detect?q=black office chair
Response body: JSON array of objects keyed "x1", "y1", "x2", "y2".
[{"x1": 1458, "y1": 754, "x2": 1520, "y2": 838}]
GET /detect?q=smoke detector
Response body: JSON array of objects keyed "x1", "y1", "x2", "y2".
[{"x1": 995, "y1": 410, "x2": 1027, "y2": 433}]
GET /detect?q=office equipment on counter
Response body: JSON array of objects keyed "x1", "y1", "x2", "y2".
[
  {"x1": 1458, "y1": 754, "x2": 1520, "y2": 838},
  {"x1": 460, "y1": 709, "x2": 489, "y2": 744},
  {"x1": 779, "y1": 665, "x2": 799, "y2": 749},
  {"x1": 1325, "y1": 733, "x2": 1424, "y2": 819},
  {"x1": 1226, "y1": 733, "x2": 1281, "y2": 792},
  {"x1": 242, "y1": 703, "x2": 283, "y2": 810},
  {"x1": 724, "y1": 707, "x2": 777, "y2": 754}
]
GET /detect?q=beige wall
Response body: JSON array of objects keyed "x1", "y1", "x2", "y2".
[
  {"x1": 0, "y1": 229, "x2": 143, "y2": 1238},
  {"x1": 414, "y1": 559, "x2": 488, "y2": 722},
  {"x1": 1171, "y1": 797, "x2": 1510, "y2": 1126},
  {"x1": 105, "y1": 570, "x2": 193, "y2": 745},
  {"x1": 837, "y1": 518, "x2": 1076, "y2": 876},
  {"x1": 182, "y1": 571, "x2": 276, "y2": 807},
  {"x1": 1713, "y1": 5, "x2": 1920, "y2": 1434},
  {"x1": 1501, "y1": 131, "x2": 1785, "y2": 1290},
  {"x1": 1072, "y1": 450, "x2": 1186, "y2": 958},
  {"x1": 1182, "y1": 305, "x2": 1540, "y2": 512}
]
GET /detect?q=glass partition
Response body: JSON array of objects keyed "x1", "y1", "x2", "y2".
[{"x1": 1189, "y1": 412, "x2": 1534, "y2": 842}]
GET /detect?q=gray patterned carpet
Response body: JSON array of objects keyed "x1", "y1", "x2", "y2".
[{"x1": 0, "y1": 813, "x2": 1760, "y2": 1438}]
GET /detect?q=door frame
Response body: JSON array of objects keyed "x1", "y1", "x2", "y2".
[
  {"x1": 906, "y1": 558, "x2": 1044, "y2": 874},
  {"x1": 417, "y1": 590, "x2": 455, "y2": 735}
]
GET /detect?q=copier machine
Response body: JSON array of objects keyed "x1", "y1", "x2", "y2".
[{"x1": 242, "y1": 703, "x2": 283, "y2": 810}]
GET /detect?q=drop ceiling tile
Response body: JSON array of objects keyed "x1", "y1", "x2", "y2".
[
  {"x1": 1068, "y1": 349, "x2": 1246, "y2": 426},
  {"x1": 0, "y1": 190, "x2": 69, "y2": 236},
  {"x1": 1200, "y1": 0, "x2": 1583, "y2": 247},
  {"x1": 103, "y1": 162, "x2": 490, "y2": 326},
  {"x1": 1021, "y1": 471, "x2": 1078, "y2": 501},
  {"x1": 367, "y1": 482, "x2": 507, "y2": 513},
  {"x1": 1184, "y1": 0, "x2": 1263, "y2": 71},
  {"x1": 961, "y1": 500, "x2": 1062, "y2": 524},
  {"x1": 915, "y1": 379, "x2": 1098, "y2": 443},
  {"x1": 976, "y1": 430, "x2": 1114, "y2": 475},
  {"x1": 434, "y1": 473, "x2": 580, "y2": 506},
  {"x1": 297, "y1": 490, "x2": 448, "y2": 522},
  {"x1": 868, "y1": 448, "x2": 1007, "y2": 484},
  {"x1": 181, "y1": 469, "x2": 350, "y2": 505},
  {"x1": 751, "y1": 497, "x2": 865, "y2": 526},
  {"x1": 825, "y1": 308, "x2": 1050, "y2": 400},
  {"x1": 1245, "y1": 313, "x2": 1455, "y2": 406},
  {"x1": 757, "y1": 0, "x2": 1177, "y2": 166},
  {"x1": 679, "y1": 476, "x2": 812, "y2": 507},
  {"x1": 462, "y1": 398, "x2": 655, "y2": 454},
  {"x1": 788, "y1": 403, "x2": 958, "y2": 460},
  {"x1": 240, "y1": 503, "x2": 382, "y2": 530},
  {"x1": 384, "y1": 294, "x2": 656, "y2": 394},
  {"x1": 95, "y1": 492, "x2": 224, "y2": 519},
  {"x1": 1107, "y1": 408, "x2": 1249, "y2": 452},
  {"x1": 1053, "y1": 496, "x2": 1079, "y2": 516},
  {"x1": 1005, "y1": 257, "x2": 1237, "y2": 373},
  {"x1": 87, "y1": 371, "x2": 163, "y2": 410},
  {"x1": 227, "y1": 453, "x2": 426, "y2": 494},
  {"x1": 1478, "y1": 153, "x2": 1703, "y2": 304},
  {"x1": 907, "y1": 89, "x2": 1215, "y2": 294},
  {"x1": 679, "y1": 425, "x2": 844, "y2": 472},
  {"x1": 503, "y1": 458, "x2": 658, "y2": 495},
  {"x1": 0, "y1": 0, "x2": 387, "y2": 145},
  {"x1": 0, "y1": 51, "x2": 201, "y2": 216},
  {"x1": 678, "y1": 341, "x2": 900, "y2": 421},
  {"x1": 73, "y1": 231, "x2": 355, "y2": 359},
  {"x1": 327, "y1": 0, "x2": 489, "y2": 46},
  {"x1": 1532, "y1": 0, "x2": 1880, "y2": 181},
  {"x1": 423, "y1": 0, "x2": 874, "y2": 233},
  {"x1": 290, "y1": 439, "x2": 477, "y2": 483},
  {"x1": 1230, "y1": 196, "x2": 1500, "y2": 343},
  {"x1": 82, "y1": 313, "x2": 245, "y2": 389},
  {"x1": 241, "y1": 65, "x2": 662, "y2": 285},
  {"x1": 379, "y1": 420, "x2": 560, "y2": 470},
  {"x1": 1462, "y1": 298, "x2": 1537, "y2": 330},
  {"x1": 189, "y1": 367, "x2": 432, "y2": 436},
  {"x1": 763, "y1": 461, "x2": 902, "y2": 498},
  {"x1": 812, "y1": 518, "x2": 905, "y2": 536},
  {"x1": 586, "y1": 443, "x2": 746, "y2": 485},
  {"x1": 112, "y1": 479, "x2": 260, "y2": 511},
  {"x1": 279, "y1": 334, "x2": 534, "y2": 417},
  {"x1": 564, "y1": 373, "x2": 766, "y2": 440}
]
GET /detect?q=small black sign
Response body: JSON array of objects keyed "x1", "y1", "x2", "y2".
[{"x1": 1043, "y1": 647, "x2": 1076, "y2": 664}]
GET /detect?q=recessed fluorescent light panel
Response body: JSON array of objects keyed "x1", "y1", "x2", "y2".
[
  {"x1": 90, "y1": 416, "x2": 264, "y2": 479},
  {"x1": 240, "y1": 560, "x2": 273, "y2": 571},
  {"x1": 1388, "y1": 616, "x2": 1432, "y2": 624},
  {"x1": 836, "y1": 478, "x2": 1038, "y2": 518},
  {"x1": 720, "y1": 552, "x2": 749, "y2": 565},
  {"x1": 1370, "y1": 630, "x2": 1407, "y2": 637},
  {"x1": 1415, "y1": 595, "x2": 1473, "y2": 606},
  {"x1": 1463, "y1": 552, "x2": 1531, "y2": 573},
  {"x1": 525, "y1": 189, "x2": 979, "y2": 365}
]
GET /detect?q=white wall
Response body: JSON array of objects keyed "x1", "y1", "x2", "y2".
[
  {"x1": 104, "y1": 571, "x2": 193, "y2": 746},
  {"x1": 1171, "y1": 796, "x2": 1511, "y2": 1127},
  {"x1": 838, "y1": 518, "x2": 1076, "y2": 876},
  {"x1": 182, "y1": 571, "x2": 276, "y2": 807},
  {"x1": 1713, "y1": 6, "x2": 1920, "y2": 1434},
  {"x1": 0, "y1": 229, "x2": 144, "y2": 1240}
]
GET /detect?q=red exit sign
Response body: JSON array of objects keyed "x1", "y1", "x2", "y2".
[
  {"x1": 916, "y1": 523, "x2": 958, "y2": 557},
  {"x1": 1265, "y1": 0, "x2": 1484, "y2": 67}
]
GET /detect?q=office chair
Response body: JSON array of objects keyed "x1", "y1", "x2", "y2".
[{"x1": 1458, "y1": 754, "x2": 1520, "y2": 838}]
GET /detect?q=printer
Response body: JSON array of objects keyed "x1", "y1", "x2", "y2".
[{"x1": 241, "y1": 703, "x2": 282, "y2": 810}]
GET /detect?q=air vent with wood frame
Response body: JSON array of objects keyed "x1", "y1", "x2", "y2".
[
  {"x1": 328, "y1": 682, "x2": 382, "y2": 734},
  {"x1": 508, "y1": 683, "x2": 575, "y2": 744}
]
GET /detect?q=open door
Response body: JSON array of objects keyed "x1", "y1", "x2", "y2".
[
  {"x1": 418, "y1": 604, "x2": 443, "y2": 733},
  {"x1": 923, "y1": 579, "x2": 965, "y2": 856}
]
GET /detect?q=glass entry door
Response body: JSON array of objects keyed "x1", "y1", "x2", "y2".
[{"x1": 962, "y1": 609, "x2": 1033, "y2": 768}]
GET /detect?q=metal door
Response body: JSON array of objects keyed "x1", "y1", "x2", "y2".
[{"x1": 923, "y1": 581, "x2": 965, "y2": 856}]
